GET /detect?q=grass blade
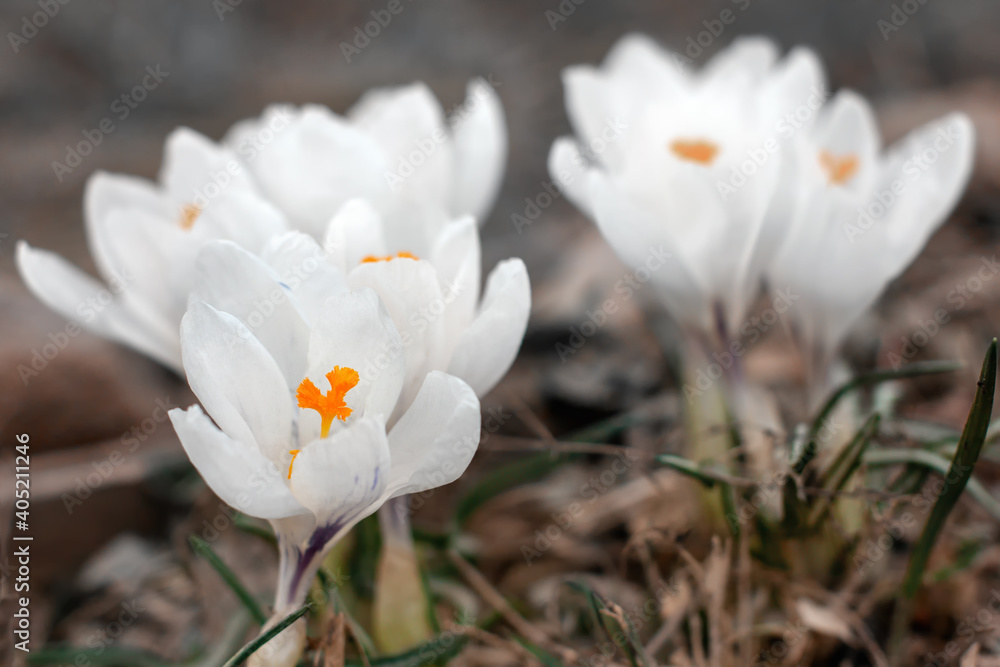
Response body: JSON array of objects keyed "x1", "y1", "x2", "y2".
[
  {"x1": 863, "y1": 448, "x2": 1000, "y2": 521},
  {"x1": 222, "y1": 604, "x2": 310, "y2": 667},
  {"x1": 189, "y1": 535, "x2": 267, "y2": 625},
  {"x1": 889, "y1": 339, "x2": 996, "y2": 656},
  {"x1": 806, "y1": 414, "x2": 880, "y2": 528},
  {"x1": 563, "y1": 580, "x2": 650, "y2": 667},
  {"x1": 28, "y1": 647, "x2": 171, "y2": 667},
  {"x1": 795, "y1": 360, "x2": 960, "y2": 474}
]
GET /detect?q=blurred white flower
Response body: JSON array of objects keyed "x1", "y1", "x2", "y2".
[
  {"x1": 16, "y1": 128, "x2": 286, "y2": 372},
  {"x1": 225, "y1": 78, "x2": 507, "y2": 240},
  {"x1": 768, "y1": 94, "x2": 975, "y2": 386},
  {"x1": 548, "y1": 34, "x2": 824, "y2": 345},
  {"x1": 169, "y1": 287, "x2": 480, "y2": 620}
]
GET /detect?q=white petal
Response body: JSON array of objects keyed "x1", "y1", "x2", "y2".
[
  {"x1": 547, "y1": 137, "x2": 594, "y2": 217},
  {"x1": 429, "y1": 216, "x2": 481, "y2": 342},
  {"x1": 348, "y1": 82, "x2": 453, "y2": 207},
  {"x1": 236, "y1": 105, "x2": 389, "y2": 236},
  {"x1": 15, "y1": 242, "x2": 181, "y2": 371},
  {"x1": 170, "y1": 405, "x2": 310, "y2": 521},
  {"x1": 757, "y1": 46, "x2": 827, "y2": 132},
  {"x1": 348, "y1": 259, "x2": 449, "y2": 414},
  {"x1": 83, "y1": 171, "x2": 171, "y2": 284},
  {"x1": 180, "y1": 301, "x2": 292, "y2": 463},
  {"x1": 384, "y1": 371, "x2": 481, "y2": 498},
  {"x1": 585, "y1": 172, "x2": 709, "y2": 330},
  {"x1": 289, "y1": 415, "x2": 390, "y2": 530},
  {"x1": 449, "y1": 78, "x2": 508, "y2": 221},
  {"x1": 159, "y1": 127, "x2": 256, "y2": 203},
  {"x1": 811, "y1": 90, "x2": 881, "y2": 193},
  {"x1": 562, "y1": 65, "x2": 627, "y2": 170},
  {"x1": 305, "y1": 289, "x2": 405, "y2": 439},
  {"x1": 881, "y1": 113, "x2": 975, "y2": 267},
  {"x1": 446, "y1": 258, "x2": 530, "y2": 396},
  {"x1": 701, "y1": 36, "x2": 780, "y2": 93},
  {"x1": 192, "y1": 241, "x2": 312, "y2": 385},
  {"x1": 260, "y1": 231, "x2": 349, "y2": 324},
  {"x1": 322, "y1": 199, "x2": 388, "y2": 273},
  {"x1": 603, "y1": 32, "x2": 690, "y2": 93}
]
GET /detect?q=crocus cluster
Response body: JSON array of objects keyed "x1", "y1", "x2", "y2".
[
  {"x1": 17, "y1": 31, "x2": 977, "y2": 667},
  {"x1": 550, "y1": 34, "x2": 974, "y2": 401},
  {"x1": 19, "y1": 80, "x2": 529, "y2": 665}
]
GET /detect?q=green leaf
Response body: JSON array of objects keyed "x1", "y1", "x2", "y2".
[
  {"x1": 863, "y1": 448, "x2": 1000, "y2": 521},
  {"x1": 807, "y1": 414, "x2": 880, "y2": 528},
  {"x1": 562, "y1": 580, "x2": 650, "y2": 667},
  {"x1": 189, "y1": 535, "x2": 267, "y2": 625},
  {"x1": 345, "y1": 631, "x2": 469, "y2": 666},
  {"x1": 514, "y1": 638, "x2": 563, "y2": 666},
  {"x1": 453, "y1": 409, "x2": 653, "y2": 528},
  {"x1": 654, "y1": 453, "x2": 720, "y2": 487},
  {"x1": 222, "y1": 604, "x2": 310, "y2": 667},
  {"x1": 28, "y1": 647, "x2": 171, "y2": 667},
  {"x1": 455, "y1": 451, "x2": 565, "y2": 527},
  {"x1": 233, "y1": 513, "x2": 277, "y2": 545},
  {"x1": 889, "y1": 339, "x2": 996, "y2": 655},
  {"x1": 796, "y1": 360, "x2": 960, "y2": 475}
]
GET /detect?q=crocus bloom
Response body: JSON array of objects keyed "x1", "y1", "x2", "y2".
[
  {"x1": 768, "y1": 93, "x2": 975, "y2": 390},
  {"x1": 170, "y1": 283, "x2": 480, "y2": 658},
  {"x1": 224, "y1": 78, "x2": 507, "y2": 241},
  {"x1": 322, "y1": 201, "x2": 531, "y2": 408},
  {"x1": 16, "y1": 128, "x2": 286, "y2": 372},
  {"x1": 548, "y1": 34, "x2": 824, "y2": 347}
]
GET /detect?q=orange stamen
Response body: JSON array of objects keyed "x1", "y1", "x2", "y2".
[
  {"x1": 178, "y1": 203, "x2": 202, "y2": 230},
  {"x1": 287, "y1": 450, "x2": 301, "y2": 480},
  {"x1": 819, "y1": 151, "x2": 859, "y2": 185},
  {"x1": 295, "y1": 366, "x2": 360, "y2": 439},
  {"x1": 670, "y1": 139, "x2": 719, "y2": 165},
  {"x1": 360, "y1": 251, "x2": 419, "y2": 264}
]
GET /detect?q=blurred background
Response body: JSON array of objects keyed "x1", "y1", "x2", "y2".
[{"x1": 2, "y1": 0, "x2": 1000, "y2": 663}]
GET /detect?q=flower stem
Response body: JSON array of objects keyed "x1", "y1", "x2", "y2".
[{"x1": 373, "y1": 496, "x2": 434, "y2": 653}]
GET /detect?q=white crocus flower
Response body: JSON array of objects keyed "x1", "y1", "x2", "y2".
[
  {"x1": 170, "y1": 284, "x2": 480, "y2": 664},
  {"x1": 225, "y1": 78, "x2": 507, "y2": 242},
  {"x1": 769, "y1": 93, "x2": 975, "y2": 393},
  {"x1": 322, "y1": 200, "x2": 531, "y2": 409},
  {"x1": 16, "y1": 128, "x2": 286, "y2": 373},
  {"x1": 548, "y1": 34, "x2": 824, "y2": 346}
]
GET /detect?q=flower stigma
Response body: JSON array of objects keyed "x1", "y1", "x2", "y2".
[
  {"x1": 361, "y1": 251, "x2": 419, "y2": 263},
  {"x1": 819, "y1": 151, "x2": 859, "y2": 185},
  {"x1": 178, "y1": 203, "x2": 202, "y2": 230},
  {"x1": 290, "y1": 366, "x2": 360, "y2": 477},
  {"x1": 669, "y1": 139, "x2": 719, "y2": 165}
]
